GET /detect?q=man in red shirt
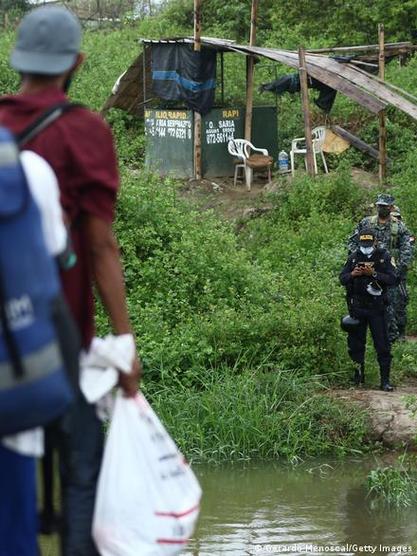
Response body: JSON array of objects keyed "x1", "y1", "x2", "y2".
[{"x1": 0, "y1": 6, "x2": 141, "y2": 555}]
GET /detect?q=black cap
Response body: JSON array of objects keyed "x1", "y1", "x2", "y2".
[{"x1": 358, "y1": 228, "x2": 375, "y2": 246}]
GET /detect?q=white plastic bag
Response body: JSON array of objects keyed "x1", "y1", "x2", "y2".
[{"x1": 93, "y1": 392, "x2": 202, "y2": 556}]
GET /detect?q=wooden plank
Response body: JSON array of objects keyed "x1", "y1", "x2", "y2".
[
  {"x1": 245, "y1": 0, "x2": 258, "y2": 141},
  {"x1": 142, "y1": 44, "x2": 147, "y2": 108},
  {"x1": 355, "y1": 46, "x2": 415, "y2": 62},
  {"x1": 331, "y1": 125, "x2": 392, "y2": 166},
  {"x1": 299, "y1": 47, "x2": 315, "y2": 177},
  {"x1": 349, "y1": 61, "x2": 417, "y2": 104},
  {"x1": 306, "y1": 42, "x2": 412, "y2": 54},
  {"x1": 303, "y1": 52, "x2": 417, "y2": 120},
  {"x1": 378, "y1": 23, "x2": 387, "y2": 184}
]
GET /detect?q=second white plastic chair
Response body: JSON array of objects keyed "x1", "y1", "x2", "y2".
[{"x1": 290, "y1": 126, "x2": 329, "y2": 176}]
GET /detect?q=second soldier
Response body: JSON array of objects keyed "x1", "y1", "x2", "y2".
[{"x1": 348, "y1": 193, "x2": 413, "y2": 342}]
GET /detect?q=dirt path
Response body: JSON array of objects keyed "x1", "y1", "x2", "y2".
[
  {"x1": 332, "y1": 383, "x2": 417, "y2": 449},
  {"x1": 179, "y1": 167, "x2": 379, "y2": 222},
  {"x1": 179, "y1": 176, "x2": 275, "y2": 221}
]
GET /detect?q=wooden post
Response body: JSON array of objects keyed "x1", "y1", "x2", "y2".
[
  {"x1": 298, "y1": 47, "x2": 315, "y2": 177},
  {"x1": 220, "y1": 51, "x2": 225, "y2": 106},
  {"x1": 142, "y1": 44, "x2": 147, "y2": 107},
  {"x1": 193, "y1": 0, "x2": 202, "y2": 180},
  {"x1": 378, "y1": 23, "x2": 387, "y2": 185},
  {"x1": 244, "y1": 0, "x2": 258, "y2": 141},
  {"x1": 4, "y1": 12, "x2": 9, "y2": 30}
]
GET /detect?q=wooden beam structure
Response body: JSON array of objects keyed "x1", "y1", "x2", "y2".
[
  {"x1": 244, "y1": 0, "x2": 258, "y2": 141},
  {"x1": 104, "y1": 37, "x2": 417, "y2": 128},
  {"x1": 223, "y1": 44, "x2": 386, "y2": 113},
  {"x1": 142, "y1": 45, "x2": 147, "y2": 108},
  {"x1": 302, "y1": 52, "x2": 417, "y2": 119},
  {"x1": 306, "y1": 41, "x2": 413, "y2": 54},
  {"x1": 193, "y1": 0, "x2": 202, "y2": 180},
  {"x1": 331, "y1": 125, "x2": 392, "y2": 166},
  {"x1": 378, "y1": 23, "x2": 387, "y2": 185},
  {"x1": 298, "y1": 47, "x2": 315, "y2": 177}
]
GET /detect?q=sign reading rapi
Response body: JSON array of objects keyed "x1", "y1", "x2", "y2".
[{"x1": 204, "y1": 109, "x2": 240, "y2": 145}]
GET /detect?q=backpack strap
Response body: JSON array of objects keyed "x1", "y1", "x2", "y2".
[
  {"x1": 390, "y1": 218, "x2": 399, "y2": 251},
  {"x1": 16, "y1": 101, "x2": 84, "y2": 232},
  {"x1": 16, "y1": 102, "x2": 84, "y2": 147}
]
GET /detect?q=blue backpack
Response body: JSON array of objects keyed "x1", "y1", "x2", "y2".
[{"x1": 0, "y1": 111, "x2": 76, "y2": 437}]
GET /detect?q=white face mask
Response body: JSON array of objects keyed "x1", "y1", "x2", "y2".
[{"x1": 359, "y1": 245, "x2": 375, "y2": 256}]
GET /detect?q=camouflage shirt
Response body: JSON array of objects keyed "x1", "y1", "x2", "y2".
[{"x1": 348, "y1": 215, "x2": 413, "y2": 273}]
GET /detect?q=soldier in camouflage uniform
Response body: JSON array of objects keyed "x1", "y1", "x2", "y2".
[
  {"x1": 348, "y1": 194, "x2": 413, "y2": 342},
  {"x1": 389, "y1": 205, "x2": 414, "y2": 339}
]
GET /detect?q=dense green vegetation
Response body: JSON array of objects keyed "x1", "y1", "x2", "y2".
[{"x1": 1, "y1": 0, "x2": 417, "y2": 463}]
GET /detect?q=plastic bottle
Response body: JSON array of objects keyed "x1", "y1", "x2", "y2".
[{"x1": 278, "y1": 150, "x2": 289, "y2": 173}]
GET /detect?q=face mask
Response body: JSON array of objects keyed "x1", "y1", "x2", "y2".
[
  {"x1": 377, "y1": 206, "x2": 390, "y2": 218},
  {"x1": 360, "y1": 246, "x2": 375, "y2": 256}
]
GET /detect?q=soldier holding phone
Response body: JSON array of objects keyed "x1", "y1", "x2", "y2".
[{"x1": 340, "y1": 229, "x2": 396, "y2": 391}]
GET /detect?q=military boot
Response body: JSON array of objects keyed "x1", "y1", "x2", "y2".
[
  {"x1": 380, "y1": 368, "x2": 394, "y2": 392},
  {"x1": 353, "y1": 363, "x2": 365, "y2": 386}
]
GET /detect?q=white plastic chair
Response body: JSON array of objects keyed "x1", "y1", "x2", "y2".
[
  {"x1": 227, "y1": 138, "x2": 272, "y2": 191},
  {"x1": 290, "y1": 126, "x2": 329, "y2": 176}
]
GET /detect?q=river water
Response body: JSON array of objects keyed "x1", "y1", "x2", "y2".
[{"x1": 184, "y1": 459, "x2": 417, "y2": 556}]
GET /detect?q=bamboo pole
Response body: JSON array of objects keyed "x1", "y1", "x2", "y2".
[
  {"x1": 244, "y1": 0, "x2": 258, "y2": 141},
  {"x1": 298, "y1": 46, "x2": 315, "y2": 177},
  {"x1": 193, "y1": 0, "x2": 202, "y2": 180},
  {"x1": 378, "y1": 23, "x2": 386, "y2": 185}
]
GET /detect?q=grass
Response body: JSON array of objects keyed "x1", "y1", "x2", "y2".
[
  {"x1": 367, "y1": 456, "x2": 417, "y2": 508},
  {"x1": 146, "y1": 366, "x2": 370, "y2": 463}
]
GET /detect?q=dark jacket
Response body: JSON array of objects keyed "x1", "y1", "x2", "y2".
[{"x1": 340, "y1": 248, "x2": 396, "y2": 309}]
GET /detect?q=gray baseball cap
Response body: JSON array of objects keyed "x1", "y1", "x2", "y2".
[{"x1": 10, "y1": 6, "x2": 81, "y2": 75}]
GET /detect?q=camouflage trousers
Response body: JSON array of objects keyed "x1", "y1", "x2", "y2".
[{"x1": 386, "y1": 279, "x2": 408, "y2": 342}]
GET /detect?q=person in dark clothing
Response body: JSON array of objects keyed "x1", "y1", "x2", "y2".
[{"x1": 340, "y1": 229, "x2": 396, "y2": 391}]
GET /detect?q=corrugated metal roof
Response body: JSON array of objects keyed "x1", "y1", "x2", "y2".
[{"x1": 103, "y1": 36, "x2": 417, "y2": 121}]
